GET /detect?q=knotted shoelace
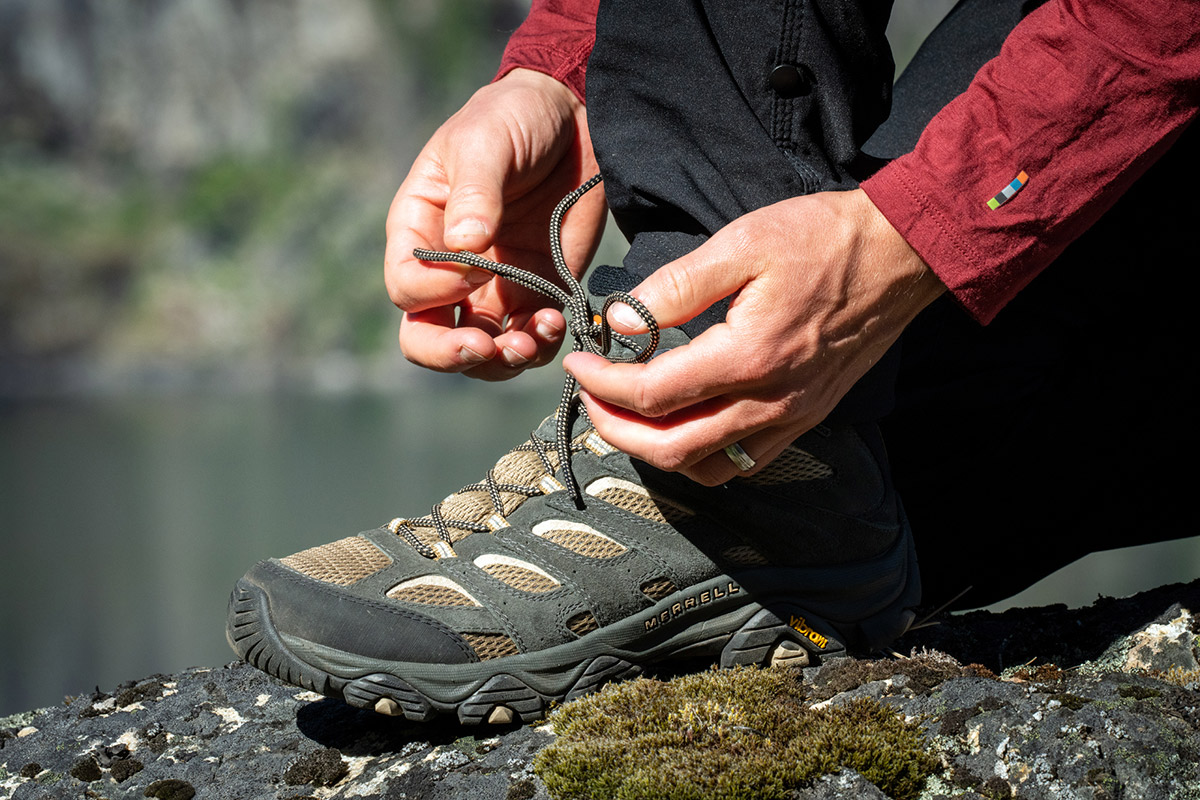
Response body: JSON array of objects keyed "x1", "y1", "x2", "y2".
[{"x1": 391, "y1": 175, "x2": 659, "y2": 559}]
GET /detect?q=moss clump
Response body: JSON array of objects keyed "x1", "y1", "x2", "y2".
[
  {"x1": 810, "y1": 651, "x2": 994, "y2": 702},
  {"x1": 534, "y1": 666, "x2": 939, "y2": 800},
  {"x1": 1158, "y1": 666, "x2": 1200, "y2": 689},
  {"x1": 1117, "y1": 684, "x2": 1161, "y2": 701},
  {"x1": 1048, "y1": 692, "x2": 1091, "y2": 711},
  {"x1": 1006, "y1": 663, "x2": 1064, "y2": 683}
]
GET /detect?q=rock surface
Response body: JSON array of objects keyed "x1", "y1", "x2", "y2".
[{"x1": 2, "y1": 580, "x2": 1198, "y2": 800}]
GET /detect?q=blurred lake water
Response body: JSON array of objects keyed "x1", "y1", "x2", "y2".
[{"x1": 3, "y1": 380, "x2": 1199, "y2": 716}]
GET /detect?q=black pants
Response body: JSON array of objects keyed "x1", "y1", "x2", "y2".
[{"x1": 587, "y1": 0, "x2": 1198, "y2": 608}]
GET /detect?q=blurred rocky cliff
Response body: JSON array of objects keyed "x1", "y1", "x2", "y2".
[{"x1": 0, "y1": 0, "x2": 527, "y2": 394}]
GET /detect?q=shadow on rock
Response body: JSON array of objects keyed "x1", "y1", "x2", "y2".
[
  {"x1": 295, "y1": 697, "x2": 521, "y2": 756},
  {"x1": 901, "y1": 579, "x2": 1200, "y2": 672}
]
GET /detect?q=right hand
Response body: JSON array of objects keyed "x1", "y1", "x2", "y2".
[{"x1": 385, "y1": 69, "x2": 606, "y2": 380}]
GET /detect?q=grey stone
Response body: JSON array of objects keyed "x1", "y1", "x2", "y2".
[
  {"x1": 2, "y1": 581, "x2": 1199, "y2": 799},
  {"x1": 791, "y1": 768, "x2": 892, "y2": 799}
]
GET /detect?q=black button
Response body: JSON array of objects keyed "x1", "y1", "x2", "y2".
[{"x1": 769, "y1": 64, "x2": 811, "y2": 98}]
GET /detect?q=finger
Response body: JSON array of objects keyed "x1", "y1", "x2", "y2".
[
  {"x1": 678, "y1": 430, "x2": 794, "y2": 487},
  {"x1": 441, "y1": 134, "x2": 514, "y2": 254},
  {"x1": 385, "y1": 195, "x2": 495, "y2": 311},
  {"x1": 605, "y1": 235, "x2": 756, "y2": 334},
  {"x1": 563, "y1": 326, "x2": 758, "y2": 418},
  {"x1": 399, "y1": 308, "x2": 499, "y2": 372},
  {"x1": 504, "y1": 309, "x2": 566, "y2": 367},
  {"x1": 523, "y1": 308, "x2": 566, "y2": 365},
  {"x1": 578, "y1": 389, "x2": 785, "y2": 474}
]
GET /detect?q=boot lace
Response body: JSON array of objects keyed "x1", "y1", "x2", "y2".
[{"x1": 391, "y1": 175, "x2": 659, "y2": 559}]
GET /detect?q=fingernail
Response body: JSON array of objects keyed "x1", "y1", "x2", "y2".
[
  {"x1": 608, "y1": 302, "x2": 647, "y2": 333},
  {"x1": 464, "y1": 269, "x2": 492, "y2": 288},
  {"x1": 459, "y1": 345, "x2": 488, "y2": 364},
  {"x1": 501, "y1": 346, "x2": 530, "y2": 367},
  {"x1": 535, "y1": 318, "x2": 563, "y2": 340},
  {"x1": 446, "y1": 218, "x2": 488, "y2": 240}
]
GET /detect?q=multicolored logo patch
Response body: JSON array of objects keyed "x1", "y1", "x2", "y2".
[{"x1": 986, "y1": 170, "x2": 1028, "y2": 210}]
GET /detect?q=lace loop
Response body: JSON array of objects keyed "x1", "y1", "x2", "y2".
[{"x1": 401, "y1": 176, "x2": 660, "y2": 557}]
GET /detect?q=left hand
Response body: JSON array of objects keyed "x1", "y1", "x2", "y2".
[{"x1": 562, "y1": 189, "x2": 946, "y2": 485}]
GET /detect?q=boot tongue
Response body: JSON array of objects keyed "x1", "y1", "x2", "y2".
[{"x1": 532, "y1": 402, "x2": 592, "y2": 442}]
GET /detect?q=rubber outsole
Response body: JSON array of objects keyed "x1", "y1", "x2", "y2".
[{"x1": 227, "y1": 576, "x2": 875, "y2": 726}]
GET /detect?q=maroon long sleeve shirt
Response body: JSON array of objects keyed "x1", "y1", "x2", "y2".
[{"x1": 498, "y1": 0, "x2": 1200, "y2": 323}]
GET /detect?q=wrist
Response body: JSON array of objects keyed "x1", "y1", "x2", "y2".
[
  {"x1": 851, "y1": 188, "x2": 946, "y2": 312},
  {"x1": 500, "y1": 68, "x2": 585, "y2": 114}
]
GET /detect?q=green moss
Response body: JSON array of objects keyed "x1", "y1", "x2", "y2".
[
  {"x1": 1117, "y1": 685, "x2": 1161, "y2": 701},
  {"x1": 1048, "y1": 693, "x2": 1090, "y2": 711},
  {"x1": 534, "y1": 666, "x2": 940, "y2": 800}
]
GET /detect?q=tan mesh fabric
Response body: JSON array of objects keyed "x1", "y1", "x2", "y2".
[
  {"x1": 743, "y1": 446, "x2": 833, "y2": 485},
  {"x1": 640, "y1": 577, "x2": 678, "y2": 601},
  {"x1": 280, "y1": 537, "x2": 392, "y2": 586},
  {"x1": 594, "y1": 488, "x2": 693, "y2": 524},
  {"x1": 721, "y1": 545, "x2": 771, "y2": 566},
  {"x1": 535, "y1": 522, "x2": 627, "y2": 559},
  {"x1": 387, "y1": 577, "x2": 479, "y2": 607},
  {"x1": 493, "y1": 446, "x2": 560, "y2": 488},
  {"x1": 587, "y1": 478, "x2": 694, "y2": 525},
  {"x1": 462, "y1": 632, "x2": 520, "y2": 661},
  {"x1": 481, "y1": 562, "x2": 560, "y2": 593},
  {"x1": 398, "y1": 440, "x2": 563, "y2": 549},
  {"x1": 566, "y1": 611, "x2": 600, "y2": 636}
]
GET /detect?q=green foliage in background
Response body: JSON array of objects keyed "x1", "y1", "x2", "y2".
[{"x1": 0, "y1": 0, "x2": 524, "y2": 372}]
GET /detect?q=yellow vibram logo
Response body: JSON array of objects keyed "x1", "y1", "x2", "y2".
[{"x1": 789, "y1": 614, "x2": 829, "y2": 650}]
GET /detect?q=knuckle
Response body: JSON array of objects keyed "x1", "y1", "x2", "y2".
[
  {"x1": 735, "y1": 350, "x2": 774, "y2": 385},
  {"x1": 385, "y1": 272, "x2": 413, "y2": 309},
  {"x1": 656, "y1": 264, "x2": 695, "y2": 310},
  {"x1": 722, "y1": 222, "x2": 757, "y2": 266},
  {"x1": 448, "y1": 181, "x2": 495, "y2": 210},
  {"x1": 648, "y1": 440, "x2": 691, "y2": 472},
  {"x1": 688, "y1": 465, "x2": 728, "y2": 487},
  {"x1": 630, "y1": 380, "x2": 672, "y2": 419}
]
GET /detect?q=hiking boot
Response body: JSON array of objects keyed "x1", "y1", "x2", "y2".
[{"x1": 226, "y1": 177, "x2": 920, "y2": 724}]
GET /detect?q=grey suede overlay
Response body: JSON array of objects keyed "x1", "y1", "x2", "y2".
[{"x1": 251, "y1": 401, "x2": 909, "y2": 664}]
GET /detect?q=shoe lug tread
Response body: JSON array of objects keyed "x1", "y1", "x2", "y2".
[
  {"x1": 458, "y1": 674, "x2": 546, "y2": 725},
  {"x1": 342, "y1": 674, "x2": 433, "y2": 721},
  {"x1": 565, "y1": 656, "x2": 641, "y2": 702}
]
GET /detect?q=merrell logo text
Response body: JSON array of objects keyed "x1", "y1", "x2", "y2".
[{"x1": 643, "y1": 582, "x2": 741, "y2": 631}]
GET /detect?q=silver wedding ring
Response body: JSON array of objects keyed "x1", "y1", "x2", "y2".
[{"x1": 723, "y1": 442, "x2": 756, "y2": 471}]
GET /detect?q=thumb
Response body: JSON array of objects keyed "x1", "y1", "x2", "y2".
[
  {"x1": 607, "y1": 241, "x2": 751, "y2": 333},
  {"x1": 442, "y1": 139, "x2": 512, "y2": 253}
]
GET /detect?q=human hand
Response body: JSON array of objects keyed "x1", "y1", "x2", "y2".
[
  {"x1": 385, "y1": 69, "x2": 605, "y2": 380},
  {"x1": 563, "y1": 189, "x2": 945, "y2": 485}
]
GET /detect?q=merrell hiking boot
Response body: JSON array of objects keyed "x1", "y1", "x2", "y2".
[{"x1": 226, "y1": 177, "x2": 920, "y2": 725}]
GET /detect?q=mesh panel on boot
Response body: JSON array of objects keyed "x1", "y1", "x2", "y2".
[
  {"x1": 280, "y1": 536, "x2": 392, "y2": 586},
  {"x1": 721, "y1": 545, "x2": 771, "y2": 566},
  {"x1": 462, "y1": 632, "x2": 520, "y2": 661},
  {"x1": 475, "y1": 555, "x2": 561, "y2": 593},
  {"x1": 532, "y1": 520, "x2": 627, "y2": 559},
  {"x1": 566, "y1": 610, "x2": 600, "y2": 636},
  {"x1": 387, "y1": 576, "x2": 480, "y2": 607},
  {"x1": 586, "y1": 477, "x2": 693, "y2": 524},
  {"x1": 640, "y1": 577, "x2": 678, "y2": 601},
  {"x1": 742, "y1": 446, "x2": 833, "y2": 485}
]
